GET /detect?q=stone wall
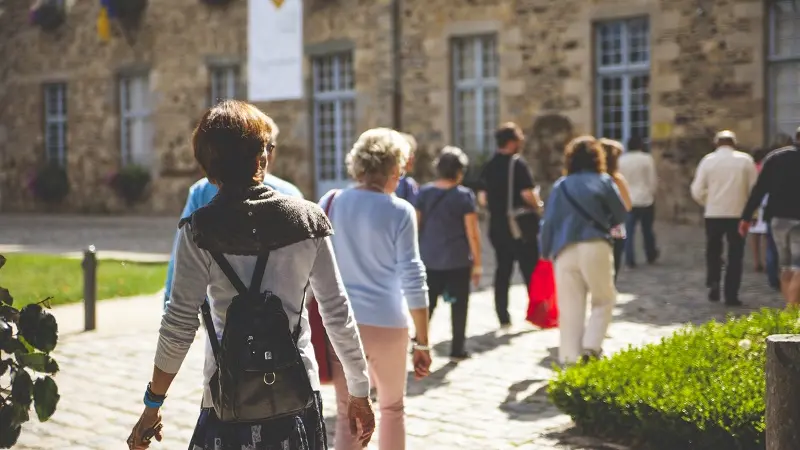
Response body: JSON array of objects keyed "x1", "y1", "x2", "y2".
[{"x1": 0, "y1": 0, "x2": 771, "y2": 221}]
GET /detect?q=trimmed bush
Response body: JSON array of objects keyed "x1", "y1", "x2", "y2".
[{"x1": 548, "y1": 308, "x2": 800, "y2": 450}]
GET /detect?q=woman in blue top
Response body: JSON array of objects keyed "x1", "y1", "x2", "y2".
[
  {"x1": 540, "y1": 136, "x2": 627, "y2": 365},
  {"x1": 416, "y1": 146, "x2": 482, "y2": 360},
  {"x1": 320, "y1": 128, "x2": 431, "y2": 450}
]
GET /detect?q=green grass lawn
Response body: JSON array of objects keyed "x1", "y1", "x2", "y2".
[{"x1": 0, "y1": 253, "x2": 167, "y2": 307}]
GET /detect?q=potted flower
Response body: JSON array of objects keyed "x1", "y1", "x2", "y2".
[
  {"x1": 28, "y1": 0, "x2": 66, "y2": 32},
  {"x1": 28, "y1": 163, "x2": 69, "y2": 204},
  {"x1": 109, "y1": 164, "x2": 151, "y2": 204},
  {"x1": 0, "y1": 255, "x2": 61, "y2": 448}
]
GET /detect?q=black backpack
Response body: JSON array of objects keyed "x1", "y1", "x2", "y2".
[{"x1": 200, "y1": 252, "x2": 314, "y2": 423}]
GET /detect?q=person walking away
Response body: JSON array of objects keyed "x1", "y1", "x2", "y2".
[
  {"x1": 394, "y1": 133, "x2": 419, "y2": 206},
  {"x1": 162, "y1": 121, "x2": 303, "y2": 308},
  {"x1": 739, "y1": 127, "x2": 800, "y2": 307},
  {"x1": 600, "y1": 139, "x2": 633, "y2": 281},
  {"x1": 320, "y1": 128, "x2": 431, "y2": 450},
  {"x1": 416, "y1": 146, "x2": 482, "y2": 360},
  {"x1": 618, "y1": 135, "x2": 659, "y2": 267},
  {"x1": 748, "y1": 148, "x2": 770, "y2": 272},
  {"x1": 690, "y1": 130, "x2": 758, "y2": 306},
  {"x1": 126, "y1": 100, "x2": 374, "y2": 450},
  {"x1": 477, "y1": 122, "x2": 543, "y2": 328},
  {"x1": 540, "y1": 136, "x2": 627, "y2": 365}
]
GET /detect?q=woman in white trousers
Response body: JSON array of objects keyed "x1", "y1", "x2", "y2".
[{"x1": 539, "y1": 136, "x2": 628, "y2": 365}]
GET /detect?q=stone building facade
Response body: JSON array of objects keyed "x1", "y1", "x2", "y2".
[{"x1": 0, "y1": 0, "x2": 798, "y2": 222}]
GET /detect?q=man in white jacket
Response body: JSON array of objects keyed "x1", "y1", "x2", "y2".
[
  {"x1": 619, "y1": 136, "x2": 660, "y2": 268},
  {"x1": 690, "y1": 130, "x2": 758, "y2": 306}
]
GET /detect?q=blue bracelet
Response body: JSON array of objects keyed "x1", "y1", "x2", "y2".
[{"x1": 143, "y1": 393, "x2": 164, "y2": 409}]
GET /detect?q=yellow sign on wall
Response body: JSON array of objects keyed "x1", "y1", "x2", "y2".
[{"x1": 651, "y1": 122, "x2": 674, "y2": 140}]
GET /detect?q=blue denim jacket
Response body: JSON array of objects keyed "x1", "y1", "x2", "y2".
[
  {"x1": 540, "y1": 172, "x2": 627, "y2": 260},
  {"x1": 163, "y1": 175, "x2": 303, "y2": 305}
]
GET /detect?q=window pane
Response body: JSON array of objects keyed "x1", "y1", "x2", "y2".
[
  {"x1": 771, "y1": 61, "x2": 800, "y2": 139},
  {"x1": 598, "y1": 22, "x2": 623, "y2": 66},
  {"x1": 628, "y1": 19, "x2": 650, "y2": 64},
  {"x1": 314, "y1": 56, "x2": 334, "y2": 93},
  {"x1": 340, "y1": 99, "x2": 355, "y2": 179},
  {"x1": 599, "y1": 76, "x2": 624, "y2": 140},
  {"x1": 455, "y1": 89, "x2": 477, "y2": 152},
  {"x1": 772, "y1": 1, "x2": 800, "y2": 58},
  {"x1": 453, "y1": 38, "x2": 476, "y2": 81},
  {"x1": 482, "y1": 87, "x2": 499, "y2": 152},
  {"x1": 629, "y1": 74, "x2": 650, "y2": 140},
  {"x1": 340, "y1": 53, "x2": 354, "y2": 91},
  {"x1": 481, "y1": 35, "x2": 498, "y2": 79}
]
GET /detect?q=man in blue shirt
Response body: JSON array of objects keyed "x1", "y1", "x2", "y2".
[
  {"x1": 162, "y1": 136, "x2": 303, "y2": 306},
  {"x1": 394, "y1": 132, "x2": 419, "y2": 206}
]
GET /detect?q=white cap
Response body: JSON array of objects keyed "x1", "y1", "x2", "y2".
[{"x1": 714, "y1": 130, "x2": 737, "y2": 145}]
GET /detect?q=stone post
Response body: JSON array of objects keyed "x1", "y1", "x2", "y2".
[{"x1": 766, "y1": 334, "x2": 800, "y2": 450}]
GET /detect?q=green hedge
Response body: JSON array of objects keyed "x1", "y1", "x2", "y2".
[{"x1": 548, "y1": 308, "x2": 800, "y2": 450}]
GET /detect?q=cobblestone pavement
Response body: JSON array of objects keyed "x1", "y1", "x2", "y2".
[{"x1": 2, "y1": 215, "x2": 784, "y2": 449}]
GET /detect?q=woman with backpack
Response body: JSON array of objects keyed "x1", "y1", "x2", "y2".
[
  {"x1": 416, "y1": 146, "x2": 482, "y2": 360},
  {"x1": 320, "y1": 128, "x2": 432, "y2": 450},
  {"x1": 126, "y1": 100, "x2": 374, "y2": 450}
]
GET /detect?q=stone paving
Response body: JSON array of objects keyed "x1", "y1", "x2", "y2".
[{"x1": 1, "y1": 215, "x2": 785, "y2": 449}]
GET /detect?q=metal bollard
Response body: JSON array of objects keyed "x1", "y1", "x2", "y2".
[{"x1": 82, "y1": 245, "x2": 97, "y2": 331}]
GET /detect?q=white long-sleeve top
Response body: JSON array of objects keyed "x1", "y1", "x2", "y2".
[
  {"x1": 155, "y1": 226, "x2": 370, "y2": 407},
  {"x1": 618, "y1": 150, "x2": 658, "y2": 207},
  {"x1": 690, "y1": 146, "x2": 758, "y2": 218}
]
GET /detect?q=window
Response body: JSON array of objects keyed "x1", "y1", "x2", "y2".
[
  {"x1": 43, "y1": 83, "x2": 67, "y2": 166},
  {"x1": 209, "y1": 65, "x2": 239, "y2": 105},
  {"x1": 452, "y1": 35, "x2": 499, "y2": 156},
  {"x1": 768, "y1": 1, "x2": 800, "y2": 142},
  {"x1": 312, "y1": 52, "x2": 355, "y2": 195},
  {"x1": 595, "y1": 18, "x2": 650, "y2": 146},
  {"x1": 119, "y1": 74, "x2": 153, "y2": 167}
]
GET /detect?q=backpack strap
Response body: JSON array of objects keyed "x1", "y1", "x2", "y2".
[
  {"x1": 203, "y1": 252, "x2": 270, "y2": 364},
  {"x1": 294, "y1": 280, "x2": 311, "y2": 342}
]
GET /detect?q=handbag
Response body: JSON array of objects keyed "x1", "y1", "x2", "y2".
[
  {"x1": 307, "y1": 191, "x2": 339, "y2": 384},
  {"x1": 526, "y1": 260, "x2": 558, "y2": 329},
  {"x1": 507, "y1": 155, "x2": 542, "y2": 242}
]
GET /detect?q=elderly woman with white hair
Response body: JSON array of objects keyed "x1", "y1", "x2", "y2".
[{"x1": 320, "y1": 128, "x2": 431, "y2": 450}]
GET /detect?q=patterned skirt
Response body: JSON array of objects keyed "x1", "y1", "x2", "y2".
[{"x1": 188, "y1": 392, "x2": 327, "y2": 450}]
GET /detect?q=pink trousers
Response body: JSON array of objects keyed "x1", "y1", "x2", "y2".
[{"x1": 331, "y1": 325, "x2": 409, "y2": 450}]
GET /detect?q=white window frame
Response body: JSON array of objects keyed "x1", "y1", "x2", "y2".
[
  {"x1": 767, "y1": 0, "x2": 800, "y2": 142},
  {"x1": 43, "y1": 82, "x2": 67, "y2": 167},
  {"x1": 595, "y1": 17, "x2": 651, "y2": 147},
  {"x1": 119, "y1": 73, "x2": 153, "y2": 168},
  {"x1": 209, "y1": 65, "x2": 239, "y2": 105},
  {"x1": 451, "y1": 34, "x2": 499, "y2": 157},
  {"x1": 312, "y1": 52, "x2": 356, "y2": 197}
]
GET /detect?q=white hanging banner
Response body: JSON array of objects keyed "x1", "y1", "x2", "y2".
[{"x1": 247, "y1": 0, "x2": 304, "y2": 102}]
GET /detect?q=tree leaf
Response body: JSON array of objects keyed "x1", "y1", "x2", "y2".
[
  {"x1": 9, "y1": 403, "x2": 29, "y2": 428},
  {"x1": 0, "y1": 403, "x2": 22, "y2": 449},
  {"x1": 10, "y1": 369, "x2": 33, "y2": 406},
  {"x1": 0, "y1": 305, "x2": 19, "y2": 322},
  {"x1": 16, "y1": 353, "x2": 59, "y2": 374},
  {"x1": 0, "y1": 359, "x2": 10, "y2": 377},
  {"x1": 0, "y1": 254, "x2": 6, "y2": 270},
  {"x1": 0, "y1": 288, "x2": 11, "y2": 307},
  {"x1": 33, "y1": 376, "x2": 59, "y2": 422}
]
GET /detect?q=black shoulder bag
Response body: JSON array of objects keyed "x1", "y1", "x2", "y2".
[{"x1": 200, "y1": 252, "x2": 314, "y2": 424}]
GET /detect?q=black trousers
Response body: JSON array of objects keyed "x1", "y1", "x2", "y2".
[
  {"x1": 490, "y1": 235, "x2": 539, "y2": 325},
  {"x1": 613, "y1": 238, "x2": 625, "y2": 282},
  {"x1": 705, "y1": 218, "x2": 745, "y2": 301},
  {"x1": 427, "y1": 267, "x2": 471, "y2": 355}
]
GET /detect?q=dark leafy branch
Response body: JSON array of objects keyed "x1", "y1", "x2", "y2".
[{"x1": 0, "y1": 254, "x2": 60, "y2": 449}]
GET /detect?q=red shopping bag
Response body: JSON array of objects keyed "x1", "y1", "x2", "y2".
[
  {"x1": 526, "y1": 259, "x2": 559, "y2": 329},
  {"x1": 308, "y1": 298, "x2": 333, "y2": 384}
]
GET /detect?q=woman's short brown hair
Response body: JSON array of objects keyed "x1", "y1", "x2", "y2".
[
  {"x1": 599, "y1": 138, "x2": 623, "y2": 175},
  {"x1": 192, "y1": 100, "x2": 277, "y2": 186},
  {"x1": 563, "y1": 136, "x2": 607, "y2": 175}
]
